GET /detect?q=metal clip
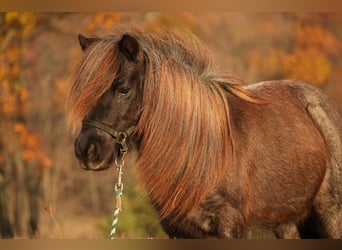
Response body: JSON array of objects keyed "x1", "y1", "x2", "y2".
[
  {"x1": 117, "y1": 132, "x2": 127, "y2": 143},
  {"x1": 116, "y1": 132, "x2": 128, "y2": 158},
  {"x1": 115, "y1": 182, "x2": 123, "y2": 192}
]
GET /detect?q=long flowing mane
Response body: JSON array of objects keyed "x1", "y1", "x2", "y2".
[
  {"x1": 67, "y1": 26, "x2": 259, "y2": 221},
  {"x1": 132, "y1": 28, "x2": 259, "y2": 221}
]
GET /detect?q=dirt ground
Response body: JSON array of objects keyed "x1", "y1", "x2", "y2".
[{"x1": 39, "y1": 206, "x2": 105, "y2": 239}]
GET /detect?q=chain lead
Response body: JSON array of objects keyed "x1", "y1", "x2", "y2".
[{"x1": 110, "y1": 141, "x2": 127, "y2": 239}]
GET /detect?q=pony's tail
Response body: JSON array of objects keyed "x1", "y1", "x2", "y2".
[
  {"x1": 293, "y1": 81, "x2": 342, "y2": 233},
  {"x1": 297, "y1": 81, "x2": 342, "y2": 200}
]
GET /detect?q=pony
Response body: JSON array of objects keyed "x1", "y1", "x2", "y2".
[{"x1": 67, "y1": 26, "x2": 342, "y2": 238}]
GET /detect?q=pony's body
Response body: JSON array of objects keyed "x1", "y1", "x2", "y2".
[
  {"x1": 160, "y1": 80, "x2": 336, "y2": 238},
  {"x1": 68, "y1": 27, "x2": 342, "y2": 238}
]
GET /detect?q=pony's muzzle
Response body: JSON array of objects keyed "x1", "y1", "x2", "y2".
[{"x1": 74, "y1": 134, "x2": 110, "y2": 171}]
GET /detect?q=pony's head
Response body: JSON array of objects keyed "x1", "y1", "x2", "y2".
[{"x1": 69, "y1": 33, "x2": 145, "y2": 170}]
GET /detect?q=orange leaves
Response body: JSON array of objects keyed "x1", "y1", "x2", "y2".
[
  {"x1": 14, "y1": 122, "x2": 40, "y2": 148},
  {"x1": 0, "y1": 13, "x2": 31, "y2": 118},
  {"x1": 4, "y1": 12, "x2": 37, "y2": 38},
  {"x1": 283, "y1": 48, "x2": 332, "y2": 85},
  {"x1": 240, "y1": 16, "x2": 341, "y2": 87},
  {"x1": 0, "y1": 12, "x2": 51, "y2": 169},
  {"x1": 145, "y1": 12, "x2": 196, "y2": 31},
  {"x1": 14, "y1": 122, "x2": 52, "y2": 168},
  {"x1": 296, "y1": 25, "x2": 342, "y2": 54},
  {"x1": 282, "y1": 24, "x2": 340, "y2": 85},
  {"x1": 85, "y1": 13, "x2": 120, "y2": 31},
  {"x1": 0, "y1": 45, "x2": 21, "y2": 80},
  {"x1": 0, "y1": 81, "x2": 30, "y2": 117},
  {"x1": 0, "y1": 81, "x2": 16, "y2": 115},
  {"x1": 0, "y1": 121, "x2": 53, "y2": 168}
]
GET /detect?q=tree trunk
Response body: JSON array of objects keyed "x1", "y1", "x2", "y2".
[
  {"x1": 25, "y1": 162, "x2": 42, "y2": 238},
  {"x1": 13, "y1": 154, "x2": 25, "y2": 237},
  {"x1": 0, "y1": 165, "x2": 14, "y2": 238}
]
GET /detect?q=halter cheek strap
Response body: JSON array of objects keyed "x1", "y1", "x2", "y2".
[{"x1": 82, "y1": 119, "x2": 136, "y2": 157}]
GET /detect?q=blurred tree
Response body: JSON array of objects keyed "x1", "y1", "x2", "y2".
[
  {"x1": 85, "y1": 13, "x2": 120, "y2": 32},
  {"x1": 0, "y1": 12, "x2": 52, "y2": 238},
  {"x1": 283, "y1": 16, "x2": 342, "y2": 86}
]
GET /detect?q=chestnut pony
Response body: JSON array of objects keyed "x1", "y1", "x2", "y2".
[{"x1": 67, "y1": 26, "x2": 342, "y2": 238}]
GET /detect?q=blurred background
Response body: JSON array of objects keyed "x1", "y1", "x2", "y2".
[{"x1": 0, "y1": 12, "x2": 342, "y2": 239}]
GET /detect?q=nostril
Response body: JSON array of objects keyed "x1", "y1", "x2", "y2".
[
  {"x1": 87, "y1": 144, "x2": 96, "y2": 159},
  {"x1": 74, "y1": 134, "x2": 106, "y2": 167},
  {"x1": 87, "y1": 143, "x2": 101, "y2": 162}
]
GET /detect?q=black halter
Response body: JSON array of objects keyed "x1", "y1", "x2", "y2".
[{"x1": 82, "y1": 119, "x2": 136, "y2": 158}]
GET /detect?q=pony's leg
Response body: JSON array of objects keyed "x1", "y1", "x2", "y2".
[
  {"x1": 160, "y1": 215, "x2": 211, "y2": 238},
  {"x1": 319, "y1": 207, "x2": 342, "y2": 239},
  {"x1": 313, "y1": 184, "x2": 342, "y2": 238},
  {"x1": 309, "y1": 161, "x2": 342, "y2": 238},
  {"x1": 243, "y1": 224, "x2": 299, "y2": 239},
  {"x1": 217, "y1": 204, "x2": 244, "y2": 238},
  {"x1": 274, "y1": 223, "x2": 301, "y2": 239}
]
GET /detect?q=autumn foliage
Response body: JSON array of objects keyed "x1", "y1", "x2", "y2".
[
  {"x1": 0, "y1": 12, "x2": 51, "y2": 168},
  {"x1": 283, "y1": 24, "x2": 342, "y2": 85}
]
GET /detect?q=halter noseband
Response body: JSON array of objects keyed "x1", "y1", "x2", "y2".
[{"x1": 82, "y1": 119, "x2": 135, "y2": 157}]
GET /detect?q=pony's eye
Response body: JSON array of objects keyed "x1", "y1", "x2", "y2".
[{"x1": 118, "y1": 87, "x2": 131, "y2": 95}]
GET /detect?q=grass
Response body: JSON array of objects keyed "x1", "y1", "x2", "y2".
[{"x1": 97, "y1": 181, "x2": 167, "y2": 239}]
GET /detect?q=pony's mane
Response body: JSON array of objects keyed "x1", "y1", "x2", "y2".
[
  {"x1": 133, "y1": 28, "x2": 258, "y2": 221},
  {"x1": 67, "y1": 26, "x2": 259, "y2": 221}
]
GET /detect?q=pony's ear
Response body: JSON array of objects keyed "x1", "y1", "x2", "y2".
[
  {"x1": 118, "y1": 34, "x2": 143, "y2": 63},
  {"x1": 78, "y1": 34, "x2": 97, "y2": 51}
]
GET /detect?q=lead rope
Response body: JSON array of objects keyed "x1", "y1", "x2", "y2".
[{"x1": 109, "y1": 135, "x2": 128, "y2": 239}]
